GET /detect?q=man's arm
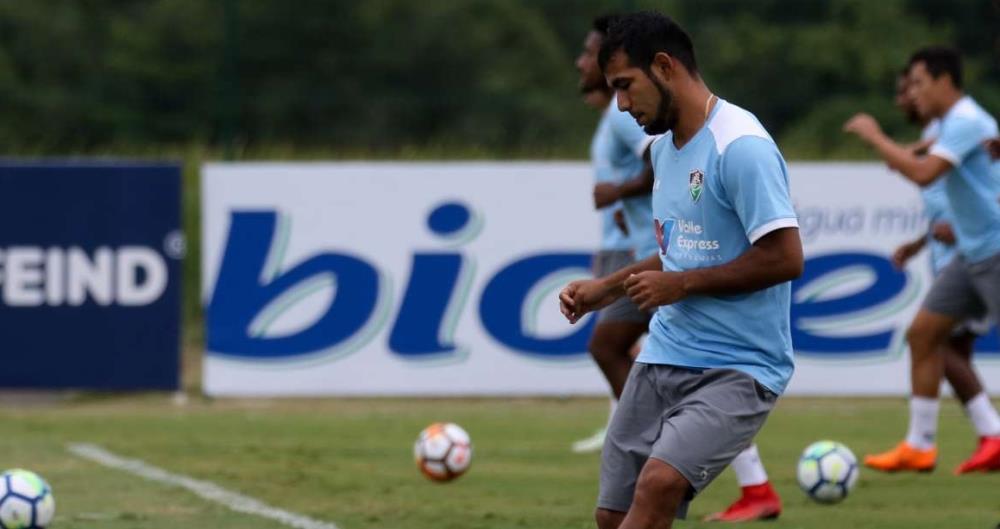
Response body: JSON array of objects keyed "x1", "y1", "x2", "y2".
[
  {"x1": 844, "y1": 114, "x2": 951, "y2": 187},
  {"x1": 987, "y1": 137, "x2": 1000, "y2": 160},
  {"x1": 892, "y1": 232, "x2": 928, "y2": 270},
  {"x1": 593, "y1": 161, "x2": 654, "y2": 207},
  {"x1": 624, "y1": 228, "x2": 802, "y2": 310},
  {"x1": 559, "y1": 254, "x2": 661, "y2": 324},
  {"x1": 617, "y1": 164, "x2": 654, "y2": 199},
  {"x1": 594, "y1": 110, "x2": 658, "y2": 207}
]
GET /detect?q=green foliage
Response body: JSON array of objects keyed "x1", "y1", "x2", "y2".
[{"x1": 0, "y1": 0, "x2": 995, "y2": 157}]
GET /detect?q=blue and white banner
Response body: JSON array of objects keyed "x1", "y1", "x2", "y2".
[
  {"x1": 0, "y1": 162, "x2": 183, "y2": 390},
  {"x1": 202, "y1": 162, "x2": 999, "y2": 396}
]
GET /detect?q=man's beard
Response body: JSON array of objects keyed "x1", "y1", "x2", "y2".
[{"x1": 644, "y1": 77, "x2": 677, "y2": 135}]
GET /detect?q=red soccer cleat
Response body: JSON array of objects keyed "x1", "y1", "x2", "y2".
[
  {"x1": 703, "y1": 482, "x2": 782, "y2": 522},
  {"x1": 954, "y1": 436, "x2": 1000, "y2": 474}
]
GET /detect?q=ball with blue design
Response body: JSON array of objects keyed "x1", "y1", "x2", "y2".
[
  {"x1": 796, "y1": 440, "x2": 859, "y2": 504},
  {"x1": 0, "y1": 469, "x2": 55, "y2": 529}
]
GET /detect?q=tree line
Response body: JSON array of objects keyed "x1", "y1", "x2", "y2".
[{"x1": 0, "y1": 0, "x2": 996, "y2": 158}]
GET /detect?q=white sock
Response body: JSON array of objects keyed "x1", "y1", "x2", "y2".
[
  {"x1": 905, "y1": 396, "x2": 940, "y2": 449},
  {"x1": 731, "y1": 444, "x2": 768, "y2": 487},
  {"x1": 965, "y1": 392, "x2": 1000, "y2": 437},
  {"x1": 606, "y1": 397, "x2": 618, "y2": 428}
]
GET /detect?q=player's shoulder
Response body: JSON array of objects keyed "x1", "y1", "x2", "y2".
[
  {"x1": 943, "y1": 97, "x2": 997, "y2": 133},
  {"x1": 648, "y1": 132, "x2": 670, "y2": 161},
  {"x1": 707, "y1": 100, "x2": 775, "y2": 157}
]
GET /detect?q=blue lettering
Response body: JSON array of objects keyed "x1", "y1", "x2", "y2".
[
  {"x1": 207, "y1": 212, "x2": 379, "y2": 358},
  {"x1": 479, "y1": 254, "x2": 594, "y2": 357},
  {"x1": 390, "y1": 203, "x2": 473, "y2": 357}
]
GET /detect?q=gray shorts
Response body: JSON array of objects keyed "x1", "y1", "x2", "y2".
[
  {"x1": 954, "y1": 316, "x2": 992, "y2": 337},
  {"x1": 598, "y1": 363, "x2": 777, "y2": 519},
  {"x1": 924, "y1": 252, "x2": 1000, "y2": 326},
  {"x1": 594, "y1": 250, "x2": 650, "y2": 324}
]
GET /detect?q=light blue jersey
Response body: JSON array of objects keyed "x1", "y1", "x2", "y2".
[
  {"x1": 928, "y1": 96, "x2": 1000, "y2": 263},
  {"x1": 639, "y1": 99, "x2": 799, "y2": 394},
  {"x1": 918, "y1": 120, "x2": 957, "y2": 274},
  {"x1": 591, "y1": 112, "x2": 631, "y2": 252},
  {"x1": 592, "y1": 99, "x2": 658, "y2": 257},
  {"x1": 921, "y1": 179, "x2": 957, "y2": 274}
]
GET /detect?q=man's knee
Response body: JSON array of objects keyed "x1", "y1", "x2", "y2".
[
  {"x1": 627, "y1": 459, "x2": 689, "y2": 528},
  {"x1": 595, "y1": 508, "x2": 625, "y2": 529},
  {"x1": 907, "y1": 312, "x2": 954, "y2": 356},
  {"x1": 588, "y1": 331, "x2": 615, "y2": 358},
  {"x1": 635, "y1": 462, "x2": 689, "y2": 501}
]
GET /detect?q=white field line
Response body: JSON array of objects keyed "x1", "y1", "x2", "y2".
[{"x1": 66, "y1": 443, "x2": 341, "y2": 529}]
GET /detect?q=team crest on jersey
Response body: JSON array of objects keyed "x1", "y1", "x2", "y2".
[{"x1": 689, "y1": 169, "x2": 704, "y2": 203}]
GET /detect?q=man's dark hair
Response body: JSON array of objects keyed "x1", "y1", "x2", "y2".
[
  {"x1": 592, "y1": 14, "x2": 618, "y2": 37},
  {"x1": 598, "y1": 11, "x2": 698, "y2": 75},
  {"x1": 908, "y1": 46, "x2": 963, "y2": 89}
]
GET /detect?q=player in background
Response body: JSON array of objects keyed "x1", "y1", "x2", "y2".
[
  {"x1": 844, "y1": 46, "x2": 1000, "y2": 473},
  {"x1": 561, "y1": 12, "x2": 802, "y2": 528},
  {"x1": 572, "y1": 14, "x2": 657, "y2": 454},
  {"x1": 886, "y1": 66, "x2": 1000, "y2": 474}
]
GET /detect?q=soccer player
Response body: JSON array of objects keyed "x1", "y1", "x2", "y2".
[
  {"x1": 572, "y1": 14, "x2": 658, "y2": 454},
  {"x1": 577, "y1": 15, "x2": 784, "y2": 522},
  {"x1": 560, "y1": 12, "x2": 802, "y2": 528},
  {"x1": 886, "y1": 67, "x2": 1000, "y2": 475},
  {"x1": 844, "y1": 46, "x2": 1000, "y2": 473}
]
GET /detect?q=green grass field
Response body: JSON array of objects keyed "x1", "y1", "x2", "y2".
[{"x1": 2, "y1": 395, "x2": 999, "y2": 529}]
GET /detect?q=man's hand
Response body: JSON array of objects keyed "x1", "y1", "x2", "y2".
[
  {"x1": 843, "y1": 113, "x2": 884, "y2": 144},
  {"x1": 559, "y1": 279, "x2": 619, "y2": 324},
  {"x1": 892, "y1": 240, "x2": 923, "y2": 269},
  {"x1": 624, "y1": 271, "x2": 686, "y2": 312},
  {"x1": 986, "y1": 137, "x2": 1000, "y2": 160},
  {"x1": 593, "y1": 182, "x2": 622, "y2": 209},
  {"x1": 613, "y1": 209, "x2": 629, "y2": 236},
  {"x1": 931, "y1": 222, "x2": 956, "y2": 245}
]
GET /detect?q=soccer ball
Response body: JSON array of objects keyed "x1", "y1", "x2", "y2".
[
  {"x1": 796, "y1": 440, "x2": 859, "y2": 504},
  {"x1": 0, "y1": 469, "x2": 55, "y2": 529},
  {"x1": 413, "y1": 422, "x2": 472, "y2": 482}
]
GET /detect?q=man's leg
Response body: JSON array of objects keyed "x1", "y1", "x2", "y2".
[
  {"x1": 588, "y1": 321, "x2": 648, "y2": 398},
  {"x1": 703, "y1": 443, "x2": 782, "y2": 522},
  {"x1": 943, "y1": 333, "x2": 982, "y2": 403},
  {"x1": 865, "y1": 309, "x2": 956, "y2": 472},
  {"x1": 908, "y1": 309, "x2": 956, "y2": 398},
  {"x1": 595, "y1": 508, "x2": 626, "y2": 529},
  {"x1": 945, "y1": 326, "x2": 1000, "y2": 473},
  {"x1": 613, "y1": 459, "x2": 690, "y2": 529},
  {"x1": 575, "y1": 250, "x2": 649, "y2": 453},
  {"x1": 573, "y1": 320, "x2": 647, "y2": 453}
]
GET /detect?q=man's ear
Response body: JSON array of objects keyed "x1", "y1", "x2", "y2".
[{"x1": 650, "y1": 51, "x2": 675, "y2": 85}]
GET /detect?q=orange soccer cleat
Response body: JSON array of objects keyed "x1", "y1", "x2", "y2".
[
  {"x1": 703, "y1": 482, "x2": 782, "y2": 522},
  {"x1": 863, "y1": 442, "x2": 937, "y2": 473},
  {"x1": 954, "y1": 436, "x2": 1000, "y2": 474}
]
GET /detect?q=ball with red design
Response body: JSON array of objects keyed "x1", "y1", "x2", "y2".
[{"x1": 413, "y1": 422, "x2": 472, "y2": 482}]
